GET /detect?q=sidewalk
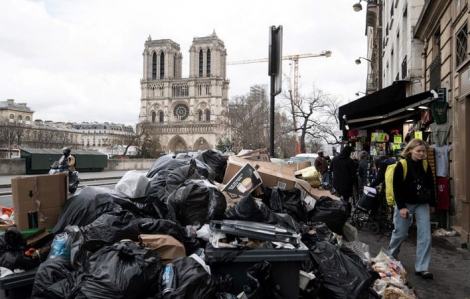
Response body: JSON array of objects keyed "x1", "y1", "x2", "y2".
[
  {"x1": 357, "y1": 228, "x2": 470, "y2": 298},
  {"x1": 0, "y1": 170, "x2": 146, "y2": 187}
]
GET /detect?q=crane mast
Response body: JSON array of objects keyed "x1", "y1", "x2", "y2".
[{"x1": 228, "y1": 50, "x2": 332, "y2": 154}]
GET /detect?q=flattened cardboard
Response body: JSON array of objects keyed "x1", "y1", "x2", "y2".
[{"x1": 11, "y1": 173, "x2": 67, "y2": 230}]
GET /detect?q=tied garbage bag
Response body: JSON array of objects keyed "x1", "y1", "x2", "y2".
[
  {"x1": 164, "y1": 256, "x2": 216, "y2": 299},
  {"x1": 147, "y1": 157, "x2": 214, "y2": 200},
  {"x1": 0, "y1": 227, "x2": 39, "y2": 271},
  {"x1": 263, "y1": 187, "x2": 308, "y2": 223},
  {"x1": 224, "y1": 194, "x2": 301, "y2": 233},
  {"x1": 194, "y1": 150, "x2": 228, "y2": 183},
  {"x1": 147, "y1": 154, "x2": 178, "y2": 178},
  {"x1": 76, "y1": 242, "x2": 162, "y2": 299},
  {"x1": 167, "y1": 180, "x2": 227, "y2": 226},
  {"x1": 308, "y1": 196, "x2": 351, "y2": 235},
  {"x1": 31, "y1": 257, "x2": 78, "y2": 299},
  {"x1": 243, "y1": 261, "x2": 285, "y2": 299},
  {"x1": 166, "y1": 159, "x2": 212, "y2": 195},
  {"x1": 308, "y1": 241, "x2": 371, "y2": 299}
]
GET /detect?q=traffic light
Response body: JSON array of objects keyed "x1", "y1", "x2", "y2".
[{"x1": 269, "y1": 25, "x2": 283, "y2": 96}]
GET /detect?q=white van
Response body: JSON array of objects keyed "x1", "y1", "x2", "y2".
[{"x1": 290, "y1": 153, "x2": 318, "y2": 166}]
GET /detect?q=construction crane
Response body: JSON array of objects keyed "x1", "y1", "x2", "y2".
[
  {"x1": 227, "y1": 51, "x2": 332, "y2": 103},
  {"x1": 228, "y1": 51, "x2": 332, "y2": 153}
]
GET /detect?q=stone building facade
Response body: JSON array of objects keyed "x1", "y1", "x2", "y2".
[
  {"x1": 0, "y1": 99, "x2": 136, "y2": 156},
  {"x1": 137, "y1": 31, "x2": 230, "y2": 153}
]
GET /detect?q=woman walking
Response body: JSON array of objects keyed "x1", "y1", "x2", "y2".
[{"x1": 387, "y1": 139, "x2": 436, "y2": 279}]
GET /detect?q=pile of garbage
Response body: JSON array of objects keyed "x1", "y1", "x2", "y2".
[{"x1": 0, "y1": 150, "x2": 412, "y2": 298}]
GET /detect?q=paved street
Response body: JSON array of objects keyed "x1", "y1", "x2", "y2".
[{"x1": 358, "y1": 227, "x2": 470, "y2": 299}]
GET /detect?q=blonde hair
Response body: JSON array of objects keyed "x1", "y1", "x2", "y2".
[{"x1": 401, "y1": 139, "x2": 428, "y2": 158}]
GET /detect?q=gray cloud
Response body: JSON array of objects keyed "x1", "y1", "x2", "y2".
[{"x1": 0, "y1": 0, "x2": 368, "y2": 126}]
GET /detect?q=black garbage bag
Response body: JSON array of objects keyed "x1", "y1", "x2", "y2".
[
  {"x1": 147, "y1": 169, "x2": 173, "y2": 202},
  {"x1": 224, "y1": 195, "x2": 301, "y2": 233},
  {"x1": 94, "y1": 192, "x2": 171, "y2": 220},
  {"x1": 81, "y1": 213, "x2": 140, "y2": 250},
  {"x1": 52, "y1": 186, "x2": 106, "y2": 234},
  {"x1": 76, "y1": 242, "x2": 162, "y2": 299},
  {"x1": 165, "y1": 159, "x2": 210, "y2": 195},
  {"x1": 0, "y1": 227, "x2": 39, "y2": 271},
  {"x1": 194, "y1": 150, "x2": 227, "y2": 183},
  {"x1": 167, "y1": 180, "x2": 227, "y2": 226},
  {"x1": 302, "y1": 222, "x2": 338, "y2": 245},
  {"x1": 308, "y1": 196, "x2": 351, "y2": 235},
  {"x1": 166, "y1": 256, "x2": 216, "y2": 299},
  {"x1": 135, "y1": 218, "x2": 201, "y2": 254},
  {"x1": 147, "y1": 154, "x2": 177, "y2": 178},
  {"x1": 308, "y1": 241, "x2": 371, "y2": 299},
  {"x1": 31, "y1": 258, "x2": 78, "y2": 299},
  {"x1": 264, "y1": 187, "x2": 308, "y2": 223},
  {"x1": 243, "y1": 261, "x2": 285, "y2": 299},
  {"x1": 147, "y1": 156, "x2": 215, "y2": 200}
]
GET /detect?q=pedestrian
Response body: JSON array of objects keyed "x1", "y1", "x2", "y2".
[
  {"x1": 387, "y1": 139, "x2": 436, "y2": 279},
  {"x1": 330, "y1": 145, "x2": 356, "y2": 201},
  {"x1": 357, "y1": 151, "x2": 369, "y2": 187},
  {"x1": 314, "y1": 150, "x2": 330, "y2": 184},
  {"x1": 370, "y1": 153, "x2": 396, "y2": 188}
]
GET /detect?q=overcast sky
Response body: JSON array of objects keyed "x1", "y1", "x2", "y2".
[{"x1": 0, "y1": 0, "x2": 368, "y2": 127}]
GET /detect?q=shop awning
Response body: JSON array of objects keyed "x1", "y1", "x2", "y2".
[{"x1": 339, "y1": 82, "x2": 434, "y2": 130}]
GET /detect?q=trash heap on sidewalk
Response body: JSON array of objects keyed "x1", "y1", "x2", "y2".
[{"x1": 0, "y1": 150, "x2": 417, "y2": 298}]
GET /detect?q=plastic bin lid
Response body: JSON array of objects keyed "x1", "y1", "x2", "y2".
[{"x1": 0, "y1": 269, "x2": 37, "y2": 289}]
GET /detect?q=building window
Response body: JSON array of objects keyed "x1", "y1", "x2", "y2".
[
  {"x1": 159, "y1": 111, "x2": 164, "y2": 123},
  {"x1": 25, "y1": 116, "x2": 31, "y2": 125},
  {"x1": 456, "y1": 23, "x2": 467, "y2": 67},
  {"x1": 152, "y1": 52, "x2": 157, "y2": 79},
  {"x1": 199, "y1": 110, "x2": 203, "y2": 121},
  {"x1": 206, "y1": 49, "x2": 211, "y2": 77},
  {"x1": 160, "y1": 51, "x2": 165, "y2": 79},
  {"x1": 199, "y1": 50, "x2": 203, "y2": 77},
  {"x1": 152, "y1": 111, "x2": 156, "y2": 122},
  {"x1": 9, "y1": 114, "x2": 14, "y2": 122},
  {"x1": 205, "y1": 110, "x2": 210, "y2": 122},
  {"x1": 17, "y1": 115, "x2": 23, "y2": 123}
]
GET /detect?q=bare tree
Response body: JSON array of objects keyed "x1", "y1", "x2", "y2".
[
  {"x1": 278, "y1": 86, "x2": 344, "y2": 153},
  {"x1": 228, "y1": 85, "x2": 270, "y2": 150}
]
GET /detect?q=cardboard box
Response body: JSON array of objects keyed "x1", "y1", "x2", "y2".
[
  {"x1": 11, "y1": 173, "x2": 68, "y2": 230},
  {"x1": 223, "y1": 157, "x2": 310, "y2": 190}
]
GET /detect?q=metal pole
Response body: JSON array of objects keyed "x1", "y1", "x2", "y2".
[{"x1": 270, "y1": 75, "x2": 275, "y2": 157}]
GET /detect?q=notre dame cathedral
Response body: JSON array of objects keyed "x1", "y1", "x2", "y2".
[{"x1": 137, "y1": 30, "x2": 230, "y2": 153}]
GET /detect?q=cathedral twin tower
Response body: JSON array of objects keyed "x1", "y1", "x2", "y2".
[{"x1": 138, "y1": 31, "x2": 230, "y2": 153}]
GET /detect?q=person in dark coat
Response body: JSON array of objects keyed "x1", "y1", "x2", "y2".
[{"x1": 330, "y1": 146, "x2": 356, "y2": 201}]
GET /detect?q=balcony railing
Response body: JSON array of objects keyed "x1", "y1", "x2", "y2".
[{"x1": 149, "y1": 123, "x2": 217, "y2": 135}]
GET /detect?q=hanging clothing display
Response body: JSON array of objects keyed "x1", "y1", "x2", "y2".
[
  {"x1": 431, "y1": 101, "x2": 449, "y2": 124},
  {"x1": 430, "y1": 122, "x2": 451, "y2": 147},
  {"x1": 430, "y1": 145, "x2": 451, "y2": 177},
  {"x1": 436, "y1": 177, "x2": 451, "y2": 210}
]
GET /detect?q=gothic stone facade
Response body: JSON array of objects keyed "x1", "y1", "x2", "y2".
[{"x1": 137, "y1": 31, "x2": 230, "y2": 153}]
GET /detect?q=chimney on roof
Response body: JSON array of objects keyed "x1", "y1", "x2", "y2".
[
  {"x1": 18, "y1": 103, "x2": 27, "y2": 109},
  {"x1": 7, "y1": 99, "x2": 14, "y2": 105}
]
